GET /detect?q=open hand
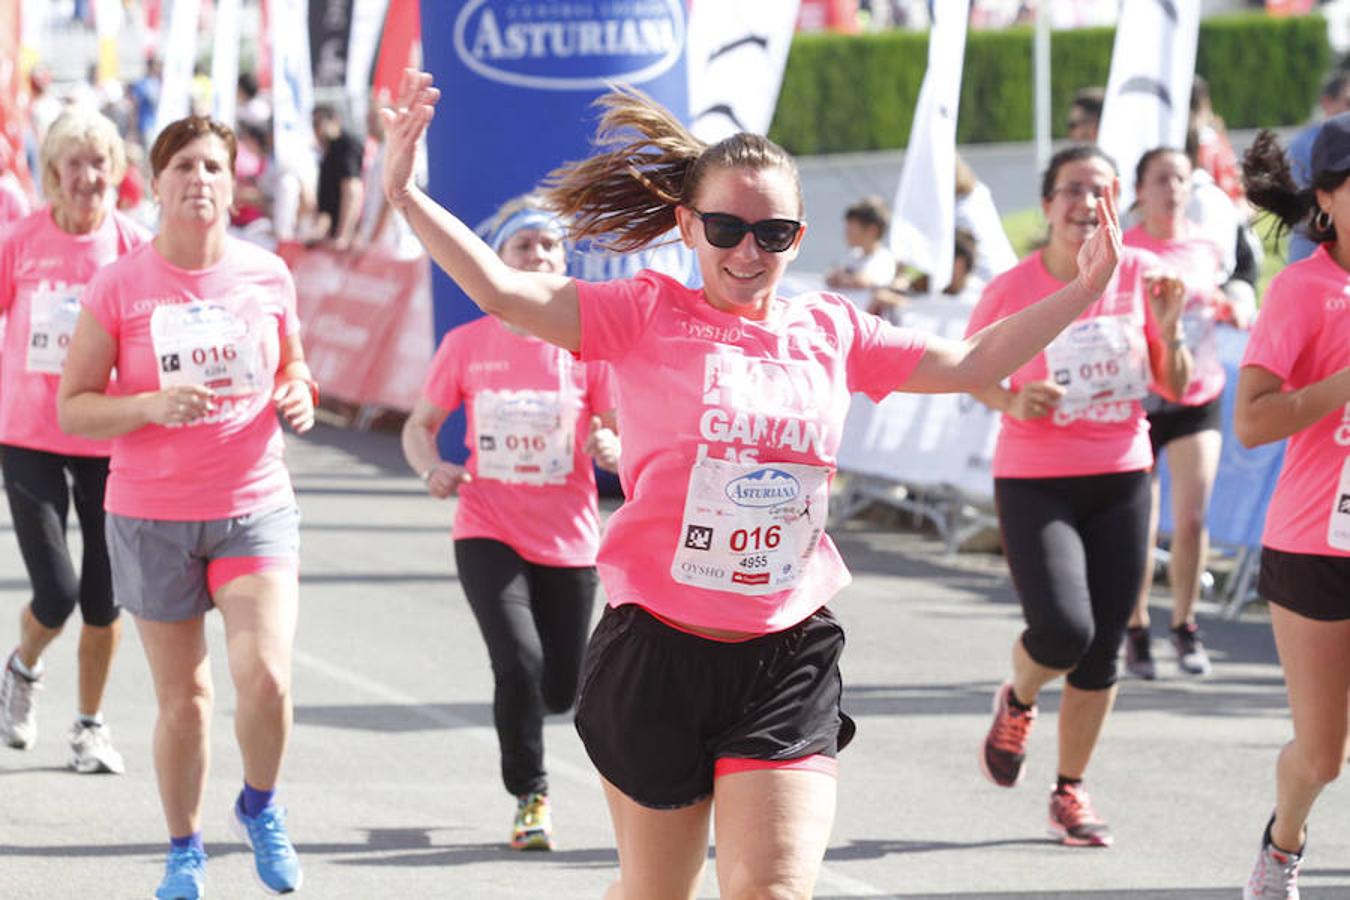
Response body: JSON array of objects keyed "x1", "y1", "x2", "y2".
[
  {"x1": 380, "y1": 69, "x2": 440, "y2": 209},
  {"x1": 1074, "y1": 179, "x2": 1123, "y2": 297}
]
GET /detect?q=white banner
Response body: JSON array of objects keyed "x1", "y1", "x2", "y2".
[
  {"x1": 211, "y1": 0, "x2": 241, "y2": 126},
  {"x1": 1097, "y1": 0, "x2": 1200, "y2": 211},
  {"x1": 153, "y1": 0, "x2": 200, "y2": 141},
  {"x1": 889, "y1": 0, "x2": 970, "y2": 298},
  {"x1": 271, "y1": 0, "x2": 316, "y2": 174},
  {"x1": 346, "y1": 0, "x2": 390, "y2": 124},
  {"x1": 685, "y1": 0, "x2": 800, "y2": 142},
  {"x1": 835, "y1": 296, "x2": 999, "y2": 501}
]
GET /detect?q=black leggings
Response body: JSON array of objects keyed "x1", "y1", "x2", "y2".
[
  {"x1": 454, "y1": 538, "x2": 597, "y2": 797},
  {"x1": 1, "y1": 446, "x2": 116, "y2": 629},
  {"x1": 994, "y1": 471, "x2": 1151, "y2": 691}
]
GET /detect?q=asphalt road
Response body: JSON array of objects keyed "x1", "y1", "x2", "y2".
[{"x1": 1, "y1": 421, "x2": 1347, "y2": 899}]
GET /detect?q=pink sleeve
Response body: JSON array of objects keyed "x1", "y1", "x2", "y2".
[
  {"x1": 846, "y1": 304, "x2": 928, "y2": 401},
  {"x1": 279, "y1": 268, "x2": 301, "y2": 337},
  {"x1": 1242, "y1": 271, "x2": 1307, "y2": 380},
  {"x1": 421, "y1": 327, "x2": 464, "y2": 413},
  {"x1": 0, "y1": 228, "x2": 15, "y2": 314},
  {"x1": 576, "y1": 271, "x2": 663, "y2": 362},
  {"x1": 81, "y1": 265, "x2": 121, "y2": 339},
  {"x1": 587, "y1": 361, "x2": 618, "y2": 413}
]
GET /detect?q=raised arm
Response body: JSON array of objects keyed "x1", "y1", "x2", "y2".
[
  {"x1": 381, "y1": 69, "x2": 580, "y2": 351},
  {"x1": 901, "y1": 181, "x2": 1124, "y2": 393}
]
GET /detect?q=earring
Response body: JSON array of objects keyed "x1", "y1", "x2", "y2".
[{"x1": 1314, "y1": 208, "x2": 1333, "y2": 232}]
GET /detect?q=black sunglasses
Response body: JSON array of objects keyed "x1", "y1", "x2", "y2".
[{"x1": 690, "y1": 209, "x2": 803, "y2": 253}]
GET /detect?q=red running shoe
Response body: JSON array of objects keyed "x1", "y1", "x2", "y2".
[
  {"x1": 1048, "y1": 782, "x2": 1113, "y2": 847},
  {"x1": 979, "y1": 681, "x2": 1036, "y2": 787}
]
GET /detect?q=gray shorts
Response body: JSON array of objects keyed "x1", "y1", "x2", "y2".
[{"x1": 107, "y1": 505, "x2": 301, "y2": 622}]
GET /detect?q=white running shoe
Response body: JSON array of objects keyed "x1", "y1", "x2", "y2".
[
  {"x1": 0, "y1": 650, "x2": 40, "y2": 750},
  {"x1": 68, "y1": 720, "x2": 125, "y2": 774}
]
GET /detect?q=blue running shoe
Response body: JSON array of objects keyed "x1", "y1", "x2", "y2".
[
  {"x1": 231, "y1": 799, "x2": 302, "y2": 894},
  {"x1": 155, "y1": 846, "x2": 206, "y2": 900}
]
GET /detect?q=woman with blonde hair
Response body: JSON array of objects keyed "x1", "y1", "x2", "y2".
[{"x1": 0, "y1": 107, "x2": 149, "y2": 774}]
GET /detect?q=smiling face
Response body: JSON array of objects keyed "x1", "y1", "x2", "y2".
[
  {"x1": 1042, "y1": 156, "x2": 1116, "y2": 255},
  {"x1": 50, "y1": 139, "x2": 114, "y2": 226},
  {"x1": 675, "y1": 164, "x2": 805, "y2": 319},
  {"x1": 153, "y1": 133, "x2": 234, "y2": 230},
  {"x1": 497, "y1": 226, "x2": 567, "y2": 275},
  {"x1": 1135, "y1": 150, "x2": 1192, "y2": 229}
]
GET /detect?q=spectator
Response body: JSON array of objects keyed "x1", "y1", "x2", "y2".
[
  {"x1": 825, "y1": 195, "x2": 896, "y2": 297},
  {"x1": 311, "y1": 104, "x2": 364, "y2": 251},
  {"x1": 1286, "y1": 72, "x2": 1350, "y2": 263},
  {"x1": 355, "y1": 92, "x2": 421, "y2": 258},
  {"x1": 235, "y1": 72, "x2": 271, "y2": 134},
  {"x1": 129, "y1": 57, "x2": 162, "y2": 147},
  {"x1": 1190, "y1": 76, "x2": 1249, "y2": 216},
  {"x1": 1066, "y1": 87, "x2": 1104, "y2": 143}
]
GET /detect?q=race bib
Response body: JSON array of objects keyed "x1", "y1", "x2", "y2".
[
  {"x1": 26, "y1": 282, "x2": 82, "y2": 375},
  {"x1": 1044, "y1": 314, "x2": 1148, "y2": 414},
  {"x1": 1328, "y1": 456, "x2": 1350, "y2": 551},
  {"x1": 671, "y1": 458, "x2": 830, "y2": 596},
  {"x1": 150, "y1": 302, "x2": 264, "y2": 397},
  {"x1": 473, "y1": 388, "x2": 575, "y2": 485}
]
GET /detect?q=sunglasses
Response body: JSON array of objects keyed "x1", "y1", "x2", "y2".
[{"x1": 690, "y1": 209, "x2": 803, "y2": 253}]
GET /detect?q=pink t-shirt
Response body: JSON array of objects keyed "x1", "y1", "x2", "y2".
[
  {"x1": 577, "y1": 269, "x2": 928, "y2": 634},
  {"x1": 1242, "y1": 245, "x2": 1350, "y2": 557},
  {"x1": 82, "y1": 236, "x2": 301, "y2": 520},
  {"x1": 0, "y1": 208, "x2": 149, "y2": 456},
  {"x1": 966, "y1": 248, "x2": 1165, "y2": 479},
  {"x1": 423, "y1": 315, "x2": 617, "y2": 567},
  {"x1": 1123, "y1": 226, "x2": 1226, "y2": 406}
]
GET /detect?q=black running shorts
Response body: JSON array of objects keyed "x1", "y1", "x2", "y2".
[
  {"x1": 1147, "y1": 397, "x2": 1222, "y2": 458},
  {"x1": 573, "y1": 602, "x2": 855, "y2": 809},
  {"x1": 1258, "y1": 547, "x2": 1350, "y2": 621}
]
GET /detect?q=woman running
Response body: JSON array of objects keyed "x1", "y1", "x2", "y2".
[
  {"x1": 0, "y1": 108, "x2": 148, "y2": 773},
  {"x1": 58, "y1": 116, "x2": 315, "y2": 900},
  {"x1": 1235, "y1": 113, "x2": 1350, "y2": 900},
  {"x1": 401, "y1": 195, "x2": 619, "y2": 851},
  {"x1": 969, "y1": 144, "x2": 1189, "y2": 848},
  {"x1": 1122, "y1": 146, "x2": 1238, "y2": 679},
  {"x1": 381, "y1": 69, "x2": 1123, "y2": 898}
]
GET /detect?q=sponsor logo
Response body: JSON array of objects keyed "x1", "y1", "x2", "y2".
[
  {"x1": 725, "y1": 467, "x2": 801, "y2": 508},
  {"x1": 479, "y1": 435, "x2": 497, "y2": 451},
  {"x1": 453, "y1": 0, "x2": 685, "y2": 91},
  {"x1": 1052, "y1": 368, "x2": 1070, "y2": 386},
  {"x1": 684, "y1": 524, "x2": 714, "y2": 551},
  {"x1": 494, "y1": 395, "x2": 557, "y2": 429},
  {"x1": 160, "y1": 353, "x2": 181, "y2": 373},
  {"x1": 732, "y1": 571, "x2": 771, "y2": 586},
  {"x1": 679, "y1": 560, "x2": 725, "y2": 579},
  {"x1": 1339, "y1": 494, "x2": 1350, "y2": 515}
]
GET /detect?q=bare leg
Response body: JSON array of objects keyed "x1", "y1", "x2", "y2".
[
  {"x1": 1163, "y1": 430, "x2": 1221, "y2": 629},
  {"x1": 1056, "y1": 683, "x2": 1118, "y2": 779},
  {"x1": 16, "y1": 605, "x2": 62, "y2": 671},
  {"x1": 75, "y1": 619, "x2": 121, "y2": 717},
  {"x1": 1128, "y1": 473, "x2": 1163, "y2": 630},
  {"x1": 714, "y1": 768, "x2": 836, "y2": 899},
  {"x1": 1011, "y1": 634, "x2": 1071, "y2": 706},
  {"x1": 1267, "y1": 605, "x2": 1350, "y2": 852},
  {"x1": 213, "y1": 572, "x2": 299, "y2": 791},
  {"x1": 600, "y1": 776, "x2": 710, "y2": 900},
  {"x1": 135, "y1": 615, "x2": 212, "y2": 837}
]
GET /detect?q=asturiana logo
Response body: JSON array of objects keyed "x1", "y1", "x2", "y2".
[
  {"x1": 454, "y1": 0, "x2": 685, "y2": 91},
  {"x1": 725, "y1": 468, "x2": 801, "y2": 509}
]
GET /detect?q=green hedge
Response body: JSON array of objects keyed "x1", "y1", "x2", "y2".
[{"x1": 769, "y1": 13, "x2": 1331, "y2": 155}]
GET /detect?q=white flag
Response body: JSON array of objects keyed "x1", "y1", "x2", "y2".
[
  {"x1": 271, "y1": 0, "x2": 316, "y2": 172},
  {"x1": 152, "y1": 0, "x2": 200, "y2": 141},
  {"x1": 211, "y1": 0, "x2": 241, "y2": 126},
  {"x1": 889, "y1": 0, "x2": 970, "y2": 297},
  {"x1": 1097, "y1": 0, "x2": 1200, "y2": 211},
  {"x1": 685, "y1": 0, "x2": 801, "y2": 142}
]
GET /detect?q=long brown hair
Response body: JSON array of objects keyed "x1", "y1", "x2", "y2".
[
  {"x1": 1243, "y1": 129, "x2": 1348, "y2": 246},
  {"x1": 541, "y1": 84, "x2": 801, "y2": 252}
]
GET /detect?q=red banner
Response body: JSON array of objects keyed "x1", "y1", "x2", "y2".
[
  {"x1": 372, "y1": 0, "x2": 420, "y2": 102},
  {"x1": 291, "y1": 247, "x2": 433, "y2": 412}
]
